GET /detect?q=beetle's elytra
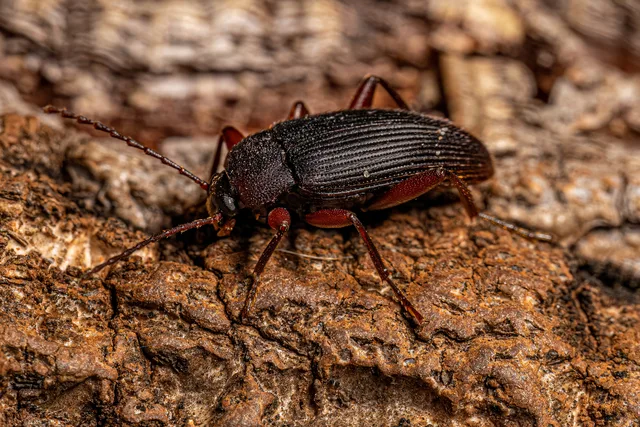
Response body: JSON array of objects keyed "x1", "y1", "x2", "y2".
[
  {"x1": 44, "y1": 75, "x2": 551, "y2": 324},
  {"x1": 226, "y1": 109, "x2": 493, "y2": 212}
]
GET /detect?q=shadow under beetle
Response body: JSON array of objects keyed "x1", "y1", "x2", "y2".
[{"x1": 45, "y1": 75, "x2": 551, "y2": 324}]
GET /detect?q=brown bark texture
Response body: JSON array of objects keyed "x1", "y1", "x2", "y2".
[{"x1": 0, "y1": 0, "x2": 639, "y2": 426}]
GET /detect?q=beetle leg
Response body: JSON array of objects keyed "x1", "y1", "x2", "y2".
[
  {"x1": 241, "y1": 207, "x2": 291, "y2": 319},
  {"x1": 210, "y1": 134, "x2": 226, "y2": 179},
  {"x1": 305, "y1": 209, "x2": 424, "y2": 324},
  {"x1": 349, "y1": 75, "x2": 410, "y2": 110},
  {"x1": 476, "y1": 213, "x2": 553, "y2": 241},
  {"x1": 210, "y1": 126, "x2": 244, "y2": 178},
  {"x1": 437, "y1": 170, "x2": 479, "y2": 219},
  {"x1": 287, "y1": 101, "x2": 311, "y2": 119},
  {"x1": 442, "y1": 170, "x2": 552, "y2": 241},
  {"x1": 365, "y1": 169, "x2": 447, "y2": 211},
  {"x1": 366, "y1": 169, "x2": 551, "y2": 241}
]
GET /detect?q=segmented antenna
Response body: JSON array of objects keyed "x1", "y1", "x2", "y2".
[
  {"x1": 43, "y1": 106, "x2": 210, "y2": 191},
  {"x1": 85, "y1": 214, "x2": 222, "y2": 276}
]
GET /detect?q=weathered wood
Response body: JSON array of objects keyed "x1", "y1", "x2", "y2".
[
  {"x1": 0, "y1": 112, "x2": 638, "y2": 426},
  {"x1": 1, "y1": 0, "x2": 639, "y2": 425}
]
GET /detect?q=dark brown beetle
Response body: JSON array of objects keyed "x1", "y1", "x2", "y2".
[{"x1": 44, "y1": 75, "x2": 551, "y2": 324}]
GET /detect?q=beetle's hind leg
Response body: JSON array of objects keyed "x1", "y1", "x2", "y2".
[
  {"x1": 366, "y1": 168, "x2": 552, "y2": 242},
  {"x1": 305, "y1": 209, "x2": 424, "y2": 324},
  {"x1": 349, "y1": 75, "x2": 410, "y2": 110},
  {"x1": 442, "y1": 171, "x2": 552, "y2": 241},
  {"x1": 240, "y1": 208, "x2": 291, "y2": 319}
]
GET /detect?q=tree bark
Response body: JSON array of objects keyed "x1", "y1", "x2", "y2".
[{"x1": 1, "y1": 0, "x2": 639, "y2": 425}]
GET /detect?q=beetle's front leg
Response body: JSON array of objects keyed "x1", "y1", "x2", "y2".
[
  {"x1": 210, "y1": 126, "x2": 244, "y2": 178},
  {"x1": 305, "y1": 209, "x2": 424, "y2": 324},
  {"x1": 241, "y1": 207, "x2": 291, "y2": 319},
  {"x1": 349, "y1": 75, "x2": 410, "y2": 110}
]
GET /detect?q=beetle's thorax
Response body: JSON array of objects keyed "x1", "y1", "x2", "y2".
[{"x1": 224, "y1": 129, "x2": 296, "y2": 212}]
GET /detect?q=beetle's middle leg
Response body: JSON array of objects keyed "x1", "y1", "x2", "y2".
[
  {"x1": 241, "y1": 207, "x2": 292, "y2": 319},
  {"x1": 305, "y1": 209, "x2": 424, "y2": 324},
  {"x1": 287, "y1": 101, "x2": 310, "y2": 119},
  {"x1": 349, "y1": 75, "x2": 410, "y2": 110}
]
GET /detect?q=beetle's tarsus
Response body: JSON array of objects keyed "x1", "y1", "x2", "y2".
[
  {"x1": 478, "y1": 213, "x2": 553, "y2": 242},
  {"x1": 440, "y1": 169, "x2": 552, "y2": 242},
  {"x1": 240, "y1": 275, "x2": 258, "y2": 320}
]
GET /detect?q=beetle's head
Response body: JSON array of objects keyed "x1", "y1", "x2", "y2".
[{"x1": 207, "y1": 172, "x2": 239, "y2": 236}]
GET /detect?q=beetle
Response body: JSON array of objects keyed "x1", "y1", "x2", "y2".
[{"x1": 44, "y1": 75, "x2": 551, "y2": 324}]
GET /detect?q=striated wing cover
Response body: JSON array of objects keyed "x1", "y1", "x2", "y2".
[{"x1": 273, "y1": 109, "x2": 493, "y2": 200}]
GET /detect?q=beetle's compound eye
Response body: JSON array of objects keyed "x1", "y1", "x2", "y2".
[
  {"x1": 208, "y1": 172, "x2": 239, "y2": 217},
  {"x1": 218, "y1": 192, "x2": 237, "y2": 216}
]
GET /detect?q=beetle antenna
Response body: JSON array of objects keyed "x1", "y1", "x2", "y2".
[
  {"x1": 84, "y1": 214, "x2": 223, "y2": 276},
  {"x1": 43, "y1": 106, "x2": 210, "y2": 191}
]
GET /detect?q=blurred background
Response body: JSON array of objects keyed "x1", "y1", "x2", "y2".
[
  {"x1": 1, "y1": 0, "x2": 639, "y2": 139},
  {"x1": 1, "y1": 0, "x2": 639, "y2": 287}
]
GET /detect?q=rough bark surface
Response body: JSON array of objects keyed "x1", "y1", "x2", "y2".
[
  {"x1": 2, "y1": 0, "x2": 639, "y2": 283},
  {"x1": 0, "y1": 114, "x2": 638, "y2": 426},
  {"x1": 0, "y1": 0, "x2": 639, "y2": 426}
]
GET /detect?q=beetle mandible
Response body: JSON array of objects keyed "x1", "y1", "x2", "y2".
[{"x1": 44, "y1": 75, "x2": 551, "y2": 324}]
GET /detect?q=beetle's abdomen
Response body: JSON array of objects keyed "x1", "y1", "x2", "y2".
[{"x1": 273, "y1": 109, "x2": 493, "y2": 200}]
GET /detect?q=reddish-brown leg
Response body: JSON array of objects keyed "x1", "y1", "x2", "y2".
[
  {"x1": 349, "y1": 75, "x2": 410, "y2": 110},
  {"x1": 222, "y1": 126, "x2": 244, "y2": 150},
  {"x1": 288, "y1": 101, "x2": 310, "y2": 119},
  {"x1": 241, "y1": 207, "x2": 292, "y2": 319},
  {"x1": 305, "y1": 209, "x2": 424, "y2": 324},
  {"x1": 43, "y1": 106, "x2": 210, "y2": 191},
  {"x1": 366, "y1": 169, "x2": 447, "y2": 211},
  {"x1": 367, "y1": 168, "x2": 551, "y2": 241},
  {"x1": 442, "y1": 171, "x2": 552, "y2": 241},
  {"x1": 85, "y1": 214, "x2": 223, "y2": 276},
  {"x1": 210, "y1": 126, "x2": 244, "y2": 178},
  {"x1": 213, "y1": 100, "x2": 307, "y2": 178}
]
